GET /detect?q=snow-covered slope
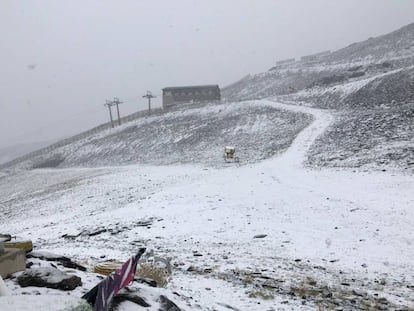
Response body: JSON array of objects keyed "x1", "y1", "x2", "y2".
[
  {"x1": 222, "y1": 22, "x2": 414, "y2": 170},
  {"x1": 2, "y1": 100, "x2": 413, "y2": 310},
  {"x1": 2, "y1": 101, "x2": 312, "y2": 171},
  {"x1": 327, "y1": 22, "x2": 414, "y2": 63},
  {"x1": 223, "y1": 22, "x2": 414, "y2": 103},
  {"x1": 1, "y1": 22, "x2": 414, "y2": 311}
]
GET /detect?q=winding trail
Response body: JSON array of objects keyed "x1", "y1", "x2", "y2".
[
  {"x1": 2, "y1": 100, "x2": 413, "y2": 310},
  {"x1": 261, "y1": 99, "x2": 334, "y2": 168}
]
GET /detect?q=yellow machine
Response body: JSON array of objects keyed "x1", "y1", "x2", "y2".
[{"x1": 223, "y1": 146, "x2": 239, "y2": 163}]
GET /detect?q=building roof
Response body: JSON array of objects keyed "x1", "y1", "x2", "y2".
[{"x1": 162, "y1": 85, "x2": 219, "y2": 92}]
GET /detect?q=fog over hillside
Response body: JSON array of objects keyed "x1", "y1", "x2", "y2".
[
  {"x1": 0, "y1": 141, "x2": 56, "y2": 165},
  {"x1": 1, "y1": 8, "x2": 414, "y2": 311},
  {"x1": 2, "y1": 0, "x2": 414, "y2": 150},
  {"x1": 3, "y1": 22, "x2": 413, "y2": 172}
]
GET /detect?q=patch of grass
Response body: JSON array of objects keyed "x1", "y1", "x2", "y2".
[
  {"x1": 242, "y1": 275, "x2": 254, "y2": 285},
  {"x1": 65, "y1": 301, "x2": 93, "y2": 311},
  {"x1": 248, "y1": 290, "x2": 274, "y2": 300},
  {"x1": 317, "y1": 303, "x2": 335, "y2": 311}
]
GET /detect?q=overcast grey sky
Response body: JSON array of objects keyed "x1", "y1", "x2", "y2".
[{"x1": 1, "y1": 0, "x2": 414, "y2": 148}]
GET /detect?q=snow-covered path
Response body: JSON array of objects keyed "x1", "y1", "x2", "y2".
[
  {"x1": 2, "y1": 100, "x2": 414, "y2": 310},
  {"x1": 262, "y1": 100, "x2": 333, "y2": 168}
]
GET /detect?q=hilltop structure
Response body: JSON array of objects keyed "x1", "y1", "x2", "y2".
[{"x1": 162, "y1": 85, "x2": 220, "y2": 109}]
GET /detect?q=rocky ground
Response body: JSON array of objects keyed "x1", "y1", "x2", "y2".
[
  {"x1": 222, "y1": 23, "x2": 414, "y2": 172},
  {"x1": 3, "y1": 250, "x2": 184, "y2": 310},
  {"x1": 2, "y1": 101, "x2": 413, "y2": 310},
  {"x1": 2, "y1": 21, "x2": 414, "y2": 311},
  {"x1": 307, "y1": 103, "x2": 414, "y2": 170}
]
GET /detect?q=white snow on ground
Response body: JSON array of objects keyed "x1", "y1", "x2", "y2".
[
  {"x1": 293, "y1": 66, "x2": 413, "y2": 101},
  {"x1": 2, "y1": 100, "x2": 414, "y2": 310},
  {"x1": 0, "y1": 295, "x2": 87, "y2": 311}
]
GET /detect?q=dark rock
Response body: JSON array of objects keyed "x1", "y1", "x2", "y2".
[
  {"x1": 136, "y1": 219, "x2": 154, "y2": 227},
  {"x1": 216, "y1": 302, "x2": 242, "y2": 310},
  {"x1": 348, "y1": 65, "x2": 363, "y2": 72},
  {"x1": 110, "y1": 293, "x2": 151, "y2": 310},
  {"x1": 253, "y1": 234, "x2": 268, "y2": 239},
  {"x1": 88, "y1": 229, "x2": 107, "y2": 236},
  {"x1": 349, "y1": 71, "x2": 366, "y2": 79},
  {"x1": 62, "y1": 231, "x2": 84, "y2": 239},
  {"x1": 134, "y1": 277, "x2": 157, "y2": 288},
  {"x1": 28, "y1": 251, "x2": 87, "y2": 271},
  {"x1": 382, "y1": 61, "x2": 392, "y2": 68},
  {"x1": 17, "y1": 267, "x2": 81, "y2": 290},
  {"x1": 159, "y1": 295, "x2": 181, "y2": 311},
  {"x1": 352, "y1": 289, "x2": 366, "y2": 297}
]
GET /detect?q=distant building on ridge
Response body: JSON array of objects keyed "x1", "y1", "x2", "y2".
[{"x1": 162, "y1": 85, "x2": 221, "y2": 109}]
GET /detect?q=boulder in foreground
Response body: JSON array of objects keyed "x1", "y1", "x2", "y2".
[{"x1": 17, "y1": 267, "x2": 82, "y2": 290}]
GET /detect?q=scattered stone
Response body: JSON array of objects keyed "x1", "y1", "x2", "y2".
[
  {"x1": 62, "y1": 231, "x2": 85, "y2": 239},
  {"x1": 352, "y1": 289, "x2": 365, "y2": 297},
  {"x1": 17, "y1": 267, "x2": 82, "y2": 290},
  {"x1": 111, "y1": 293, "x2": 151, "y2": 309},
  {"x1": 216, "y1": 302, "x2": 241, "y2": 310},
  {"x1": 349, "y1": 71, "x2": 366, "y2": 79},
  {"x1": 159, "y1": 295, "x2": 181, "y2": 311},
  {"x1": 88, "y1": 229, "x2": 107, "y2": 236},
  {"x1": 28, "y1": 251, "x2": 86, "y2": 271},
  {"x1": 253, "y1": 234, "x2": 267, "y2": 239},
  {"x1": 136, "y1": 220, "x2": 154, "y2": 227},
  {"x1": 135, "y1": 277, "x2": 157, "y2": 288}
]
